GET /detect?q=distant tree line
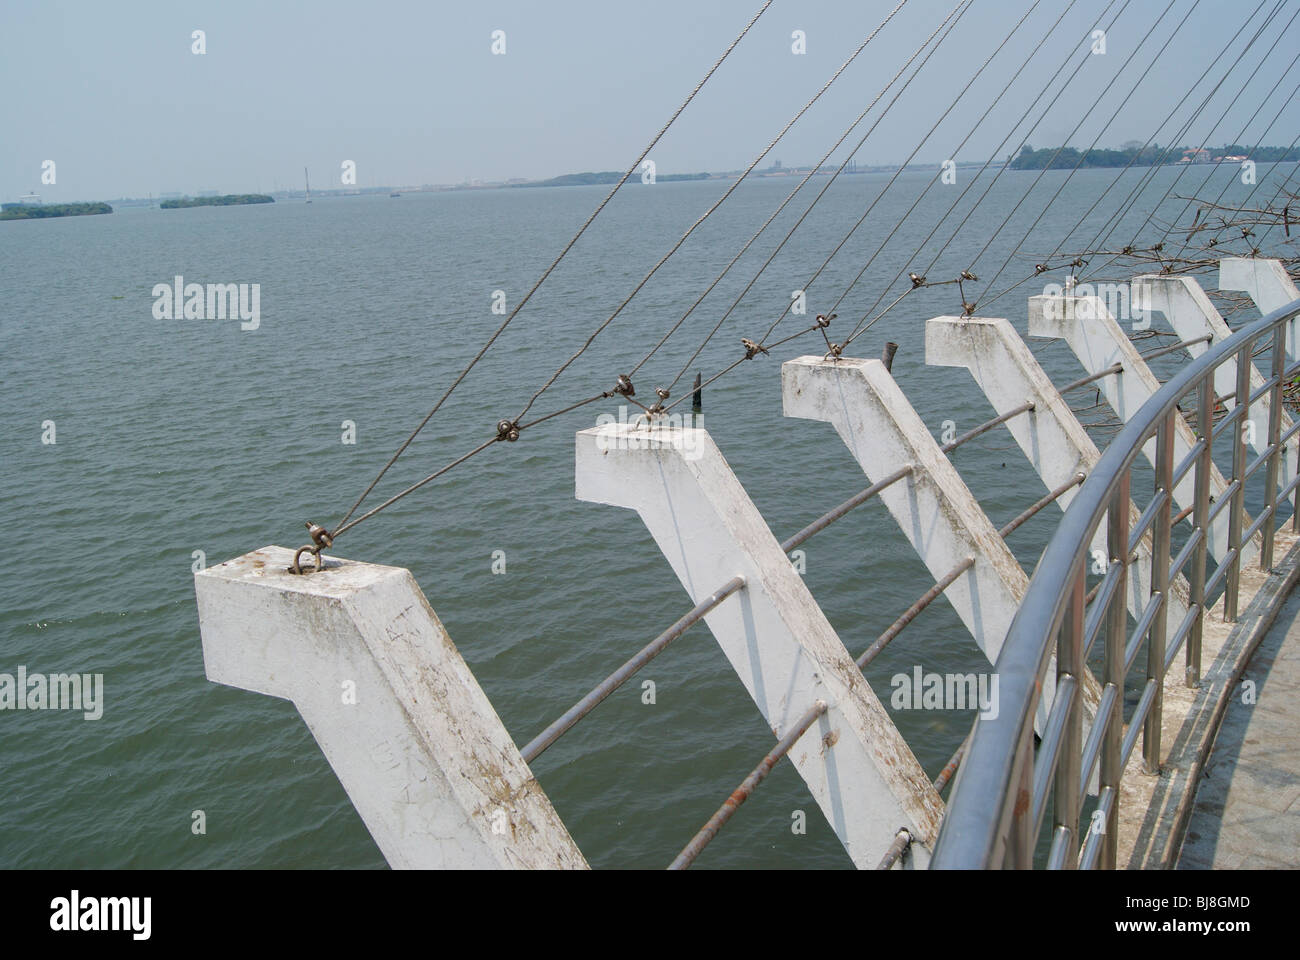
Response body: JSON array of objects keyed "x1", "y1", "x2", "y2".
[
  {"x1": 0, "y1": 201, "x2": 113, "y2": 220},
  {"x1": 1217, "y1": 144, "x2": 1300, "y2": 163},
  {"x1": 159, "y1": 194, "x2": 275, "y2": 208},
  {"x1": 1009, "y1": 143, "x2": 1300, "y2": 170}
]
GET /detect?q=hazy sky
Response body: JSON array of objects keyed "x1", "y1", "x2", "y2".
[{"x1": 3, "y1": 0, "x2": 1298, "y2": 200}]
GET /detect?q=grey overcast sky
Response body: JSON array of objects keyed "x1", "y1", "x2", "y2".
[{"x1": 3, "y1": 0, "x2": 1298, "y2": 201}]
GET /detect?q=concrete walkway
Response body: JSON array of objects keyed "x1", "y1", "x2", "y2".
[{"x1": 1177, "y1": 587, "x2": 1300, "y2": 869}]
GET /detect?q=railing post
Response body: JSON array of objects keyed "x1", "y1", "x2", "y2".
[
  {"x1": 1005, "y1": 723, "x2": 1037, "y2": 869},
  {"x1": 1100, "y1": 477, "x2": 1129, "y2": 869},
  {"x1": 1053, "y1": 565, "x2": 1084, "y2": 868},
  {"x1": 1188, "y1": 374, "x2": 1213, "y2": 688},
  {"x1": 1295, "y1": 426, "x2": 1300, "y2": 534},
  {"x1": 1225, "y1": 343, "x2": 1252, "y2": 620},
  {"x1": 1144, "y1": 412, "x2": 1174, "y2": 775},
  {"x1": 1263, "y1": 324, "x2": 1285, "y2": 570}
]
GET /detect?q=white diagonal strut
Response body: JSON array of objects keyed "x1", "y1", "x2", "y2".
[
  {"x1": 196, "y1": 546, "x2": 587, "y2": 869},
  {"x1": 1218, "y1": 257, "x2": 1300, "y2": 360},
  {"x1": 1133, "y1": 274, "x2": 1294, "y2": 494},
  {"x1": 1027, "y1": 293, "x2": 1257, "y2": 567},
  {"x1": 925, "y1": 314, "x2": 1191, "y2": 628},
  {"x1": 781, "y1": 355, "x2": 1101, "y2": 735},
  {"x1": 575, "y1": 422, "x2": 944, "y2": 868}
]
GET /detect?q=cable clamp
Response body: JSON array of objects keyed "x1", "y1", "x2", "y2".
[{"x1": 289, "y1": 522, "x2": 334, "y2": 575}]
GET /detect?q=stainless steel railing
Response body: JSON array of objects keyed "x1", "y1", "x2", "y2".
[{"x1": 932, "y1": 296, "x2": 1300, "y2": 869}]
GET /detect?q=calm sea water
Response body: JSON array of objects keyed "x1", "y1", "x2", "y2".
[{"x1": 0, "y1": 164, "x2": 1283, "y2": 868}]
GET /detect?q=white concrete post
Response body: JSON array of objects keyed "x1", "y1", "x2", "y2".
[
  {"x1": 1218, "y1": 257, "x2": 1300, "y2": 360},
  {"x1": 575, "y1": 423, "x2": 944, "y2": 868},
  {"x1": 925, "y1": 315, "x2": 1190, "y2": 628},
  {"x1": 781, "y1": 355, "x2": 1101, "y2": 734},
  {"x1": 1132, "y1": 275, "x2": 1294, "y2": 493},
  {"x1": 1028, "y1": 293, "x2": 1253, "y2": 566},
  {"x1": 196, "y1": 545, "x2": 587, "y2": 870}
]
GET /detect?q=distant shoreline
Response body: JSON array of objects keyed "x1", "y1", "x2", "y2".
[
  {"x1": 511, "y1": 171, "x2": 711, "y2": 188},
  {"x1": 16, "y1": 149, "x2": 1300, "y2": 209},
  {"x1": 1009, "y1": 143, "x2": 1300, "y2": 171}
]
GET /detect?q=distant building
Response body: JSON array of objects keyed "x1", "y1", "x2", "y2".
[{"x1": 1180, "y1": 148, "x2": 1211, "y2": 164}]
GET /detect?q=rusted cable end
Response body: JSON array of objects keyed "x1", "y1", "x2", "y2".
[
  {"x1": 289, "y1": 521, "x2": 334, "y2": 574},
  {"x1": 876, "y1": 828, "x2": 913, "y2": 870},
  {"x1": 645, "y1": 387, "x2": 671, "y2": 419}
]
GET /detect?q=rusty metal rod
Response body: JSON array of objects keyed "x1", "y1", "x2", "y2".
[
  {"x1": 997, "y1": 473, "x2": 1086, "y2": 538},
  {"x1": 932, "y1": 734, "x2": 970, "y2": 794},
  {"x1": 667, "y1": 699, "x2": 828, "y2": 870},
  {"x1": 857, "y1": 557, "x2": 975, "y2": 668},
  {"x1": 1084, "y1": 579, "x2": 1101, "y2": 606},
  {"x1": 520, "y1": 575, "x2": 746, "y2": 764},
  {"x1": 876, "y1": 828, "x2": 913, "y2": 870},
  {"x1": 781, "y1": 465, "x2": 913, "y2": 553},
  {"x1": 1061, "y1": 362, "x2": 1122, "y2": 393},
  {"x1": 1138, "y1": 333, "x2": 1212, "y2": 362},
  {"x1": 941, "y1": 401, "x2": 1035, "y2": 454}
]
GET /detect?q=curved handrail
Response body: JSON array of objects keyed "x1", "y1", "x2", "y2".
[{"x1": 932, "y1": 295, "x2": 1300, "y2": 868}]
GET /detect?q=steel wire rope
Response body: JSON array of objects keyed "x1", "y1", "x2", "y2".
[
  {"x1": 841, "y1": 0, "x2": 1134, "y2": 345},
  {"x1": 654, "y1": 0, "x2": 979, "y2": 398},
  {"x1": 625, "y1": 0, "x2": 972, "y2": 395},
  {"x1": 1032, "y1": 0, "x2": 1282, "y2": 281},
  {"x1": 328, "y1": 0, "x2": 774, "y2": 538},
  {"x1": 511, "y1": 0, "x2": 913, "y2": 426},
  {"x1": 1081, "y1": 3, "x2": 1300, "y2": 277},
  {"x1": 967, "y1": 0, "x2": 1201, "y2": 313}
]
